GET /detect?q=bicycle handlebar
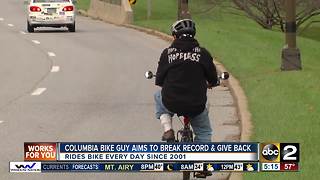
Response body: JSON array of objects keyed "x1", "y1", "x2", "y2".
[{"x1": 145, "y1": 71, "x2": 229, "y2": 86}]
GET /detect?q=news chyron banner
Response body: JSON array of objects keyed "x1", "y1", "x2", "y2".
[
  {"x1": 9, "y1": 142, "x2": 299, "y2": 173},
  {"x1": 24, "y1": 142, "x2": 257, "y2": 162}
]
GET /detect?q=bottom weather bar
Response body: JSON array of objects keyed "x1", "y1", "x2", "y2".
[
  {"x1": 10, "y1": 162, "x2": 259, "y2": 172},
  {"x1": 42, "y1": 162, "x2": 259, "y2": 172}
]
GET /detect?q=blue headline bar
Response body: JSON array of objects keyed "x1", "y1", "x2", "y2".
[{"x1": 58, "y1": 142, "x2": 257, "y2": 153}]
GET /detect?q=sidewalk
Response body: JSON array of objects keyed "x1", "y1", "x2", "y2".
[{"x1": 208, "y1": 84, "x2": 240, "y2": 180}]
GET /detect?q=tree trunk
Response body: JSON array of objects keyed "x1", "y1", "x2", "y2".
[{"x1": 178, "y1": 0, "x2": 191, "y2": 19}]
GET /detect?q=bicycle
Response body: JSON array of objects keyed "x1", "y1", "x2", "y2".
[
  {"x1": 145, "y1": 71, "x2": 229, "y2": 179},
  {"x1": 177, "y1": 115, "x2": 193, "y2": 180}
]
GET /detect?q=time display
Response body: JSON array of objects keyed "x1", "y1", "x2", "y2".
[{"x1": 261, "y1": 163, "x2": 280, "y2": 171}]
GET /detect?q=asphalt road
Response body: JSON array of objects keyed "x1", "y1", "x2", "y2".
[{"x1": 0, "y1": 0, "x2": 238, "y2": 179}]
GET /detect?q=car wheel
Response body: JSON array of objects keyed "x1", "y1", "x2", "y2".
[
  {"x1": 68, "y1": 22, "x2": 75, "y2": 32},
  {"x1": 27, "y1": 21, "x2": 34, "y2": 33}
]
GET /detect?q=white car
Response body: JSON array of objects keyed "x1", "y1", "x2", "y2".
[{"x1": 27, "y1": 0, "x2": 76, "y2": 32}]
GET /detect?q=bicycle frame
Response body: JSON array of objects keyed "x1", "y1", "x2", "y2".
[
  {"x1": 176, "y1": 116, "x2": 193, "y2": 143},
  {"x1": 176, "y1": 116, "x2": 193, "y2": 180}
]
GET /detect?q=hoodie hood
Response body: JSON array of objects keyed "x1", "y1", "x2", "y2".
[{"x1": 170, "y1": 37, "x2": 200, "y2": 52}]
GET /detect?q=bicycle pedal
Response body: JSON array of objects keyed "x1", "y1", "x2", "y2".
[
  {"x1": 166, "y1": 139, "x2": 175, "y2": 143},
  {"x1": 162, "y1": 137, "x2": 175, "y2": 142},
  {"x1": 194, "y1": 171, "x2": 212, "y2": 178}
]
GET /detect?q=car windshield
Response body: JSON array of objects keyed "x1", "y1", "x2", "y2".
[{"x1": 33, "y1": 0, "x2": 70, "y2": 3}]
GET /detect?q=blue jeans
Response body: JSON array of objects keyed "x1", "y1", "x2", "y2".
[{"x1": 154, "y1": 90, "x2": 213, "y2": 142}]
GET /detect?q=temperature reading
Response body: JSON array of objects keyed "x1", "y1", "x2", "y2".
[
  {"x1": 153, "y1": 163, "x2": 163, "y2": 171},
  {"x1": 234, "y1": 163, "x2": 243, "y2": 171},
  {"x1": 193, "y1": 163, "x2": 203, "y2": 171},
  {"x1": 280, "y1": 163, "x2": 299, "y2": 171},
  {"x1": 285, "y1": 163, "x2": 295, "y2": 170}
]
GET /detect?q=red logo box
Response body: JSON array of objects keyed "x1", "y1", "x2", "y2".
[{"x1": 24, "y1": 142, "x2": 57, "y2": 161}]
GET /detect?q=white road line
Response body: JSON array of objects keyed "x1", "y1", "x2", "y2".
[
  {"x1": 0, "y1": 121, "x2": 3, "y2": 124},
  {"x1": 20, "y1": 31, "x2": 27, "y2": 35},
  {"x1": 32, "y1": 40, "x2": 41, "y2": 44},
  {"x1": 31, "y1": 88, "x2": 47, "y2": 96},
  {"x1": 48, "y1": 52, "x2": 56, "y2": 57},
  {"x1": 51, "y1": 66, "x2": 60, "y2": 72},
  {"x1": 7, "y1": 23, "x2": 14, "y2": 27},
  {"x1": 0, "y1": 18, "x2": 4, "y2": 21}
]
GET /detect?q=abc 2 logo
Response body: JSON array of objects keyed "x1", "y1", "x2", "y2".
[{"x1": 260, "y1": 143, "x2": 299, "y2": 163}]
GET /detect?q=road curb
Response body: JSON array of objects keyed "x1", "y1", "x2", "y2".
[
  {"x1": 78, "y1": 11, "x2": 252, "y2": 180},
  {"x1": 77, "y1": 9, "x2": 89, "y2": 17},
  {"x1": 213, "y1": 63, "x2": 251, "y2": 180}
]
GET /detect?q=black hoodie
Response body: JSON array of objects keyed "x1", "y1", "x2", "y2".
[{"x1": 155, "y1": 37, "x2": 218, "y2": 117}]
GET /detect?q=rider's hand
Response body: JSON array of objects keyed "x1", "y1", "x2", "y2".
[{"x1": 207, "y1": 81, "x2": 220, "y2": 89}]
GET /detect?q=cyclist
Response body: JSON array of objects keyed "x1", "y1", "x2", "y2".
[{"x1": 154, "y1": 19, "x2": 219, "y2": 143}]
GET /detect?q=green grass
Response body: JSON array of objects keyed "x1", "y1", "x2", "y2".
[
  {"x1": 134, "y1": 1, "x2": 320, "y2": 179},
  {"x1": 300, "y1": 25, "x2": 320, "y2": 41},
  {"x1": 132, "y1": 0, "x2": 177, "y2": 33},
  {"x1": 76, "y1": 0, "x2": 91, "y2": 11},
  {"x1": 299, "y1": 16, "x2": 320, "y2": 42}
]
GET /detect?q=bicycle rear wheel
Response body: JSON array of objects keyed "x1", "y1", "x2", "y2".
[
  {"x1": 183, "y1": 172, "x2": 190, "y2": 180},
  {"x1": 178, "y1": 127, "x2": 193, "y2": 180}
]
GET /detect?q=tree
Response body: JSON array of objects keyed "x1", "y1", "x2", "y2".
[
  {"x1": 178, "y1": 0, "x2": 191, "y2": 19},
  {"x1": 232, "y1": 0, "x2": 320, "y2": 32}
]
